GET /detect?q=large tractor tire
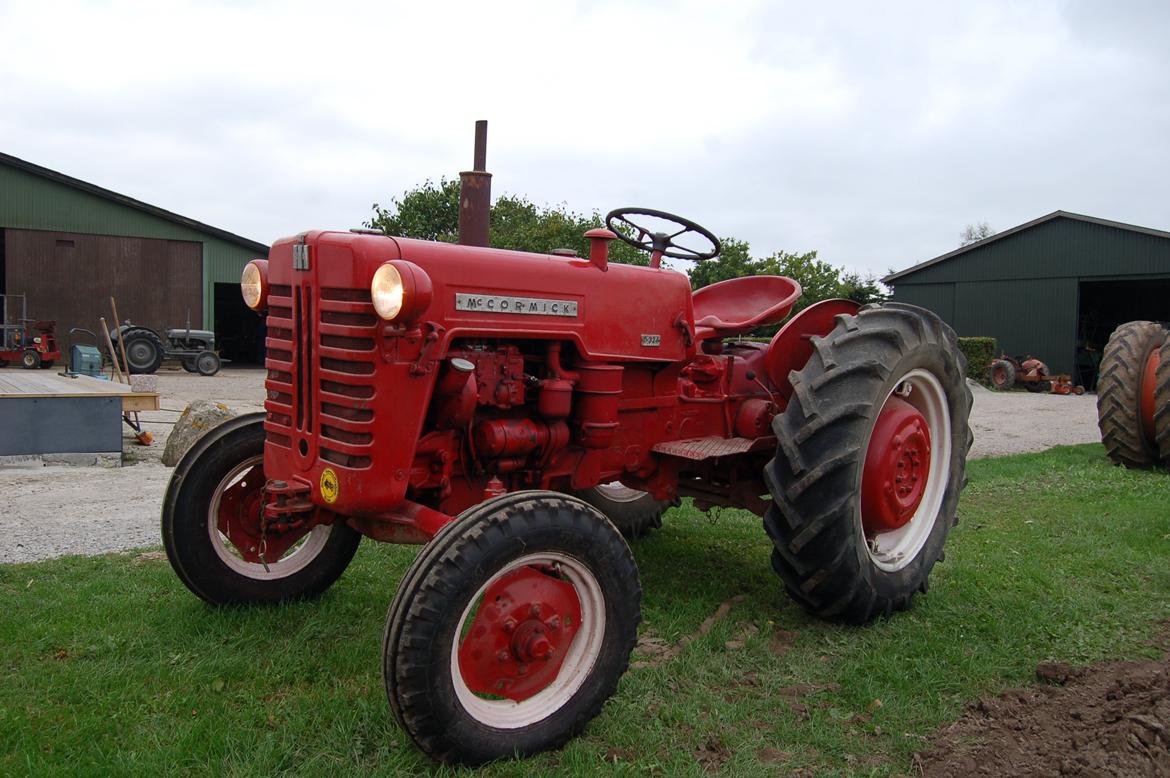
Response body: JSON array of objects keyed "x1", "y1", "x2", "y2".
[
  {"x1": 161, "y1": 414, "x2": 362, "y2": 605},
  {"x1": 571, "y1": 483, "x2": 670, "y2": 538},
  {"x1": 119, "y1": 328, "x2": 164, "y2": 374},
  {"x1": 383, "y1": 491, "x2": 639, "y2": 765},
  {"x1": 1096, "y1": 320, "x2": 1165, "y2": 469},
  {"x1": 764, "y1": 302, "x2": 972, "y2": 624}
]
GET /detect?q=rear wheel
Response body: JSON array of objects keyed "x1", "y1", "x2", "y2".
[
  {"x1": 181, "y1": 359, "x2": 198, "y2": 373},
  {"x1": 572, "y1": 482, "x2": 669, "y2": 538},
  {"x1": 383, "y1": 492, "x2": 640, "y2": 765},
  {"x1": 988, "y1": 359, "x2": 1015, "y2": 390},
  {"x1": 120, "y1": 329, "x2": 164, "y2": 374},
  {"x1": 20, "y1": 350, "x2": 40, "y2": 369},
  {"x1": 1156, "y1": 331, "x2": 1170, "y2": 463},
  {"x1": 764, "y1": 302, "x2": 972, "y2": 624},
  {"x1": 39, "y1": 359, "x2": 54, "y2": 369},
  {"x1": 161, "y1": 414, "x2": 361, "y2": 605},
  {"x1": 1096, "y1": 320, "x2": 1164, "y2": 469}
]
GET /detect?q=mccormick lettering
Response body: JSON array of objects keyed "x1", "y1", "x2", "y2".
[{"x1": 455, "y1": 293, "x2": 579, "y2": 317}]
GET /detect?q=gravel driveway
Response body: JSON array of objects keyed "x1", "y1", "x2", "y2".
[{"x1": 0, "y1": 370, "x2": 1102, "y2": 564}]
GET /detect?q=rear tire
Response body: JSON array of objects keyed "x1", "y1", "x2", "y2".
[
  {"x1": 764, "y1": 302, "x2": 972, "y2": 624},
  {"x1": 161, "y1": 414, "x2": 361, "y2": 605},
  {"x1": 1096, "y1": 320, "x2": 1163, "y2": 469},
  {"x1": 383, "y1": 491, "x2": 640, "y2": 765},
  {"x1": 988, "y1": 359, "x2": 1015, "y2": 390},
  {"x1": 120, "y1": 329, "x2": 164, "y2": 374},
  {"x1": 572, "y1": 483, "x2": 669, "y2": 538},
  {"x1": 39, "y1": 359, "x2": 54, "y2": 369},
  {"x1": 1156, "y1": 331, "x2": 1170, "y2": 464}
]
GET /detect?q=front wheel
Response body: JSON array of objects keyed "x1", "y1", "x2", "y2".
[
  {"x1": 161, "y1": 414, "x2": 361, "y2": 605},
  {"x1": 383, "y1": 491, "x2": 640, "y2": 765},
  {"x1": 20, "y1": 350, "x2": 40, "y2": 369},
  {"x1": 764, "y1": 302, "x2": 972, "y2": 624},
  {"x1": 195, "y1": 351, "x2": 221, "y2": 376}
]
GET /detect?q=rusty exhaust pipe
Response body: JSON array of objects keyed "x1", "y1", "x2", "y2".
[{"x1": 458, "y1": 120, "x2": 492, "y2": 246}]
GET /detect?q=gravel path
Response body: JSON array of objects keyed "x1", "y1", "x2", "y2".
[{"x1": 0, "y1": 371, "x2": 1102, "y2": 564}]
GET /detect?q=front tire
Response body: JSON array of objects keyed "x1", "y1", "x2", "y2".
[
  {"x1": 20, "y1": 350, "x2": 40, "y2": 369},
  {"x1": 383, "y1": 491, "x2": 640, "y2": 765},
  {"x1": 161, "y1": 414, "x2": 361, "y2": 605},
  {"x1": 195, "y1": 351, "x2": 221, "y2": 376},
  {"x1": 764, "y1": 302, "x2": 972, "y2": 624}
]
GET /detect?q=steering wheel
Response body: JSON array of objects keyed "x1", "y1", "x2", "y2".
[{"x1": 605, "y1": 208, "x2": 722, "y2": 267}]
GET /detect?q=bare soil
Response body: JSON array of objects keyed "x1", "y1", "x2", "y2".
[{"x1": 916, "y1": 642, "x2": 1170, "y2": 777}]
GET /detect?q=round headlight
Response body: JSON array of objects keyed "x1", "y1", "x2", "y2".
[
  {"x1": 371, "y1": 263, "x2": 404, "y2": 320},
  {"x1": 241, "y1": 260, "x2": 269, "y2": 310}
]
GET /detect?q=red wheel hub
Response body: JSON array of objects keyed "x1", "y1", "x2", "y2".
[
  {"x1": 862, "y1": 396, "x2": 932, "y2": 535},
  {"x1": 216, "y1": 463, "x2": 311, "y2": 563},
  {"x1": 457, "y1": 565, "x2": 583, "y2": 702},
  {"x1": 1140, "y1": 346, "x2": 1160, "y2": 448}
]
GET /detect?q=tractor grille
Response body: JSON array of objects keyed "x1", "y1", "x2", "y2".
[{"x1": 264, "y1": 285, "x2": 378, "y2": 469}]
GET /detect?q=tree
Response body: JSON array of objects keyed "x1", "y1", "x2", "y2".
[
  {"x1": 960, "y1": 221, "x2": 994, "y2": 246},
  {"x1": 368, "y1": 179, "x2": 647, "y2": 265}
]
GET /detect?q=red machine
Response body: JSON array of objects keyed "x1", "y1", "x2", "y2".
[
  {"x1": 161, "y1": 208, "x2": 972, "y2": 765},
  {"x1": 0, "y1": 295, "x2": 60, "y2": 369}
]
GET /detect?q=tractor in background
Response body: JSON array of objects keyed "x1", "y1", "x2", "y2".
[
  {"x1": 1096, "y1": 320, "x2": 1169, "y2": 468},
  {"x1": 109, "y1": 319, "x2": 221, "y2": 376},
  {"x1": 0, "y1": 294, "x2": 60, "y2": 369}
]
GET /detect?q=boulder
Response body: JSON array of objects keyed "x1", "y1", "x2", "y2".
[{"x1": 161, "y1": 400, "x2": 237, "y2": 467}]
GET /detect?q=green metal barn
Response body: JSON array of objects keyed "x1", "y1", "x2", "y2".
[
  {"x1": 884, "y1": 211, "x2": 1170, "y2": 389},
  {"x1": 0, "y1": 152, "x2": 269, "y2": 364}
]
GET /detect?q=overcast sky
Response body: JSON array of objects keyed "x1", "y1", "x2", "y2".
[{"x1": 2, "y1": 0, "x2": 1168, "y2": 278}]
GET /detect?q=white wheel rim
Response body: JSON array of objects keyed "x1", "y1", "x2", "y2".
[
  {"x1": 450, "y1": 552, "x2": 606, "y2": 729},
  {"x1": 864, "y1": 368, "x2": 952, "y2": 572},
  {"x1": 594, "y1": 482, "x2": 645, "y2": 503},
  {"x1": 207, "y1": 455, "x2": 331, "y2": 579}
]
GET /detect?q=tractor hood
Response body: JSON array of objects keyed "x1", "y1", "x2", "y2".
[{"x1": 271, "y1": 231, "x2": 697, "y2": 362}]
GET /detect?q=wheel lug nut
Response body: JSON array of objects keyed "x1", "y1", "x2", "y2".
[
  {"x1": 529, "y1": 604, "x2": 542, "y2": 618},
  {"x1": 517, "y1": 664, "x2": 528, "y2": 675},
  {"x1": 497, "y1": 650, "x2": 510, "y2": 662},
  {"x1": 503, "y1": 619, "x2": 517, "y2": 633}
]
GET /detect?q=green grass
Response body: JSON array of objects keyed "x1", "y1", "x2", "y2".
[{"x1": 2, "y1": 443, "x2": 1168, "y2": 777}]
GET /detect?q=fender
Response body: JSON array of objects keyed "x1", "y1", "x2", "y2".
[{"x1": 764, "y1": 298, "x2": 862, "y2": 403}]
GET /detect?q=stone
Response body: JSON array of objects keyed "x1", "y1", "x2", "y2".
[{"x1": 162, "y1": 400, "x2": 238, "y2": 467}]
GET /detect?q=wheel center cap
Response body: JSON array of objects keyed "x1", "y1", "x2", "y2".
[
  {"x1": 457, "y1": 565, "x2": 583, "y2": 702},
  {"x1": 862, "y1": 396, "x2": 932, "y2": 534}
]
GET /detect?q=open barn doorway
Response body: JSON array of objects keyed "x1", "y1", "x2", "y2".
[
  {"x1": 1077, "y1": 278, "x2": 1170, "y2": 390},
  {"x1": 214, "y1": 283, "x2": 265, "y2": 365}
]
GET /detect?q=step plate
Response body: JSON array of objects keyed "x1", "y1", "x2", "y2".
[{"x1": 651, "y1": 435, "x2": 772, "y2": 461}]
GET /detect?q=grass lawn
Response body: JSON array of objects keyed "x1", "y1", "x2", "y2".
[{"x1": 2, "y1": 443, "x2": 1168, "y2": 777}]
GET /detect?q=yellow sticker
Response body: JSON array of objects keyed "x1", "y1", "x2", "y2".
[{"x1": 320, "y1": 468, "x2": 340, "y2": 504}]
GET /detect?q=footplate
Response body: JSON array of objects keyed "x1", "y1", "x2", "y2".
[{"x1": 651, "y1": 435, "x2": 773, "y2": 461}]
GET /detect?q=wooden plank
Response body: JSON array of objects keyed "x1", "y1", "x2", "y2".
[
  {"x1": 121, "y1": 394, "x2": 161, "y2": 412},
  {"x1": 0, "y1": 371, "x2": 158, "y2": 401}
]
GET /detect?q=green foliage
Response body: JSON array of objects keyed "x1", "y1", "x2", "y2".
[
  {"x1": 368, "y1": 178, "x2": 647, "y2": 266},
  {"x1": 2, "y1": 445, "x2": 1168, "y2": 776},
  {"x1": 958, "y1": 336, "x2": 998, "y2": 381}
]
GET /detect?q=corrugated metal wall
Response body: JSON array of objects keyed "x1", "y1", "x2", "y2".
[
  {"x1": 891, "y1": 217, "x2": 1170, "y2": 376},
  {"x1": 0, "y1": 163, "x2": 266, "y2": 329}
]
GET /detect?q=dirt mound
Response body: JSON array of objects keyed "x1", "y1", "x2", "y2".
[{"x1": 916, "y1": 653, "x2": 1170, "y2": 777}]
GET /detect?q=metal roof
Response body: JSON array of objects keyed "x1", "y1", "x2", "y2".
[
  {"x1": 883, "y1": 211, "x2": 1170, "y2": 284},
  {"x1": 0, "y1": 151, "x2": 269, "y2": 254}
]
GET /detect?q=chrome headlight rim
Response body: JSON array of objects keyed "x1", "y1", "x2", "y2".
[{"x1": 241, "y1": 259, "x2": 269, "y2": 311}]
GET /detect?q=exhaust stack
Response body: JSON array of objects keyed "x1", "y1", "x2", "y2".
[{"x1": 458, "y1": 120, "x2": 492, "y2": 247}]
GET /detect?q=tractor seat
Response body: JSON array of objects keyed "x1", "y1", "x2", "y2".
[{"x1": 691, "y1": 275, "x2": 802, "y2": 340}]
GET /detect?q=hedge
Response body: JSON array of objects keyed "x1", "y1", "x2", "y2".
[{"x1": 957, "y1": 336, "x2": 997, "y2": 382}]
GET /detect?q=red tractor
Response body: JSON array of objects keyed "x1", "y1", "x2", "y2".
[
  {"x1": 0, "y1": 294, "x2": 61, "y2": 369},
  {"x1": 161, "y1": 209, "x2": 972, "y2": 765}
]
